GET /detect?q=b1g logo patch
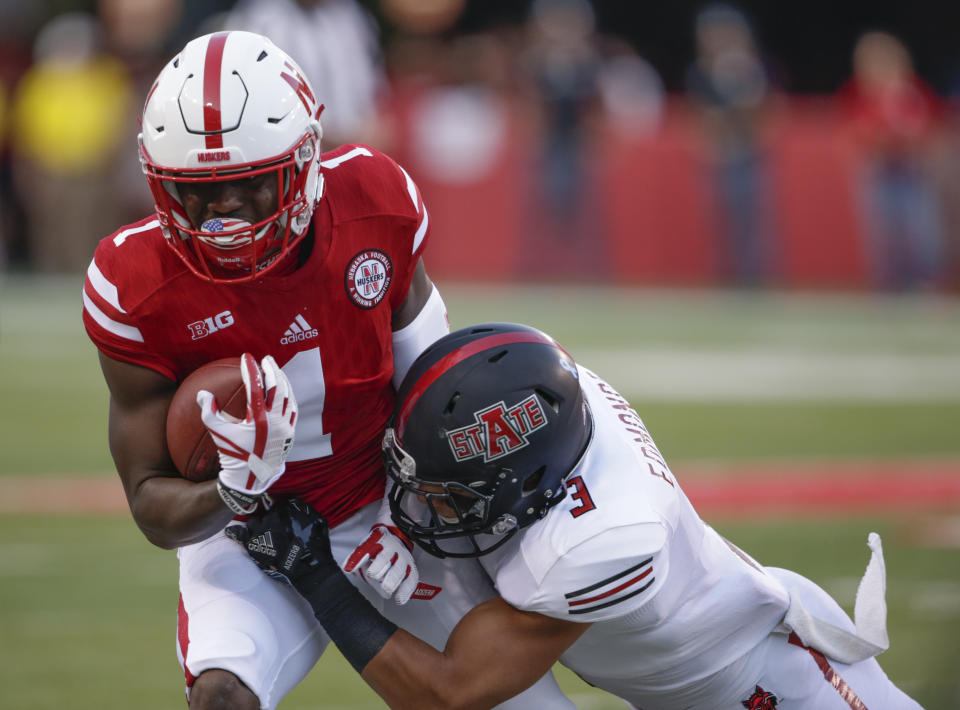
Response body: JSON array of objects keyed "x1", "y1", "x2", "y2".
[
  {"x1": 742, "y1": 685, "x2": 778, "y2": 709},
  {"x1": 345, "y1": 249, "x2": 393, "y2": 309}
]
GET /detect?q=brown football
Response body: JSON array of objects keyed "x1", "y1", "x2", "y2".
[{"x1": 165, "y1": 357, "x2": 247, "y2": 482}]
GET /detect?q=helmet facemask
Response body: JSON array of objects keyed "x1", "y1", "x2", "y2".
[
  {"x1": 383, "y1": 428, "x2": 525, "y2": 558},
  {"x1": 141, "y1": 131, "x2": 321, "y2": 282}
]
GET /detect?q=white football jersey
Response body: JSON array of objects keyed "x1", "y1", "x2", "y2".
[{"x1": 479, "y1": 366, "x2": 791, "y2": 707}]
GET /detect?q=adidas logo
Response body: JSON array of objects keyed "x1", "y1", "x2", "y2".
[
  {"x1": 248, "y1": 531, "x2": 277, "y2": 558},
  {"x1": 281, "y1": 314, "x2": 319, "y2": 345}
]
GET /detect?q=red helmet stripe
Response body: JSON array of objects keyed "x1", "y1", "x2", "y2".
[
  {"x1": 203, "y1": 32, "x2": 230, "y2": 149},
  {"x1": 143, "y1": 79, "x2": 160, "y2": 114},
  {"x1": 396, "y1": 331, "x2": 558, "y2": 437}
]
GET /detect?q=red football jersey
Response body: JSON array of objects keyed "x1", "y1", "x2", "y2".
[{"x1": 83, "y1": 144, "x2": 432, "y2": 527}]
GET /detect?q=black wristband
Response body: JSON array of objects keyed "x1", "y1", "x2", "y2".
[
  {"x1": 297, "y1": 568, "x2": 399, "y2": 673},
  {"x1": 217, "y1": 480, "x2": 259, "y2": 515}
]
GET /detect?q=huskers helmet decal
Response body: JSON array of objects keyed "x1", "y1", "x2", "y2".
[{"x1": 446, "y1": 394, "x2": 548, "y2": 463}]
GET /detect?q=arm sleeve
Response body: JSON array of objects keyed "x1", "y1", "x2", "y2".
[
  {"x1": 391, "y1": 285, "x2": 449, "y2": 388},
  {"x1": 503, "y1": 522, "x2": 670, "y2": 624}
]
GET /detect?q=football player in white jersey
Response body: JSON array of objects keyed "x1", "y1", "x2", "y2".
[{"x1": 229, "y1": 322, "x2": 924, "y2": 710}]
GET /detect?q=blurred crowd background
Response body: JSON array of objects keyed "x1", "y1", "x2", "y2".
[{"x1": 2, "y1": 0, "x2": 960, "y2": 291}]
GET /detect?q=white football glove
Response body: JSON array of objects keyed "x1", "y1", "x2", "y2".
[
  {"x1": 197, "y1": 353, "x2": 297, "y2": 515},
  {"x1": 344, "y1": 498, "x2": 419, "y2": 604}
]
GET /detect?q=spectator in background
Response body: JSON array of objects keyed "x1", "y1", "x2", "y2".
[
  {"x1": 520, "y1": 0, "x2": 608, "y2": 278},
  {"x1": 9, "y1": 12, "x2": 135, "y2": 272},
  {"x1": 838, "y1": 30, "x2": 946, "y2": 291},
  {"x1": 595, "y1": 38, "x2": 665, "y2": 139},
  {"x1": 405, "y1": 32, "x2": 513, "y2": 186},
  {"x1": 686, "y1": 3, "x2": 776, "y2": 287},
  {"x1": 0, "y1": 8, "x2": 35, "y2": 271},
  {"x1": 0, "y1": 78, "x2": 8, "y2": 270},
  {"x1": 224, "y1": 0, "x2": 388, "y2": 148},
  {"x1": 525, "y1": 0, "x2": 598, "y2": 221},
  {"x1": 98, "y1": 0, "x2": 185, "y2": 227},
  {"x1": 935, "y1": 71, "x2": 960, "y2": 289}
]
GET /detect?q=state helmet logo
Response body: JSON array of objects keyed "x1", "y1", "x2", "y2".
[
  {"x1": 742, "y1": 685, "x2": 778, "y2": 710},
  {"x1": 345, "y1": 249, "x2": 393, "y2": 309},
  {"x1": 446, "y1": 394, "x2": 548, "y2": 463}
]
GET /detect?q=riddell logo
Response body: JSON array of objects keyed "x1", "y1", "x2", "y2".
[
  {"x1": 198, "y1": 150, "x2": 231, "y2": 162},
  {"x1": 411, "y1": 582, "x2": 441, "y2": 600},
  {"x1": 281, "y1": 314, "x2": 318, "y2": 345}
]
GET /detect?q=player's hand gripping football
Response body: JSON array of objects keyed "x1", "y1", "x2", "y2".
[
  {"x1": 225, "y1": 498, "x2": 335, "y2": 592},
  {"x1": 198, "y1": 353, "x2": 297, "y2": 515},
  {"x1": 344, "y1": 498, "x2": 419, "y2": 604}
]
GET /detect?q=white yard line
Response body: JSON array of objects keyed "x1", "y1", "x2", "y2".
[{"x1": 573, "y1": 347, "x2": 960, "y2": 401}]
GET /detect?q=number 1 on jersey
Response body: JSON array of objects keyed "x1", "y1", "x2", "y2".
[{"x1": 281, "y1": 347, "x2": 333, "y2": 459}]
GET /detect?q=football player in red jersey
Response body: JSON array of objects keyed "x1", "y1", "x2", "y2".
[{"x1": 83, "y1": 32, "x2": 576, "y2": 710}]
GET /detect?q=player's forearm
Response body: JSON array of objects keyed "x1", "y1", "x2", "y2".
[
  {"x1": 127, "y1": 475, "x2": 234, "y2": 548},
  {"x1": 363, "y1": 634, "x2": 509, "y2": 710},
  {"x1": 298, "y1": 570, "x2": 515, "y2": 710}
]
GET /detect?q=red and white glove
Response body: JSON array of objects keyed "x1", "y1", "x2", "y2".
[
  {"x1": 344, "y1": 518, "x2": 419, "y2": 605},
  {"x1": 198, "y1": 353, "x2": 298, "y2": 515}
]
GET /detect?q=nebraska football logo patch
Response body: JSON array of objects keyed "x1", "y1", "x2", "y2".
[
  {"x1": 742, "y1": 685, "x2": 778, "y2": 709},
  {"x1": 345, "y1": 249, "x2": 393, "y2": 309},
  {"x1": 446, "y1": 394, "x2": 548, "y2": 463}
]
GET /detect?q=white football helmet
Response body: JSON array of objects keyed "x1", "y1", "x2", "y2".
[{"x1": 139, "y1": 31, "x2": 324, "y2": 282}]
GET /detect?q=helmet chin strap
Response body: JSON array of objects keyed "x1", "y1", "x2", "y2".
[
  {"x1": 291, "y1": 163, "x2": 324, "y2": 236},
  {"x1": 251, "y1": 220, "x2": 273, "y2": 244},
  {"x1": 490, "y1": 514, "x2": 518, "y2": 535}
]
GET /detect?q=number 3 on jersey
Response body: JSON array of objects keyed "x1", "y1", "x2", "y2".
[
  {"x1": 566, "y1": 475, "x2": 596, "y2": 518},
  {"x1": 281, "y1": 347, "x2": 333, "y2": 459}
]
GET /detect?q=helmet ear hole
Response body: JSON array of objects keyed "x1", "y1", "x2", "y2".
[
  {"x1": 535, "y1": 388, "x2": 561, "y2": 413},
  {"x1": 522, "y1": 466, "x2": 546, "y2": 495},
  {"x1": 443, "y1": 392, "x2": 461, "y2": 416}
]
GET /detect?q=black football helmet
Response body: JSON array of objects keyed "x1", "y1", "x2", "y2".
[{"x1": 383, "y1": 323, "x2": 593, "y2": 558}]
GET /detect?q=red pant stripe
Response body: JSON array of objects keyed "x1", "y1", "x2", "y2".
[
  {"x1": 177, "y1": 594, "x2": 197, "y2": 688},
  {"x1": 788, "y1": 632, "x2": 868, "y2": 710}
]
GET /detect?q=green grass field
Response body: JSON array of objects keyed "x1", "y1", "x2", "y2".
[{"x1": 1, "y1": 275, "x2": 959, "y2": 708}]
